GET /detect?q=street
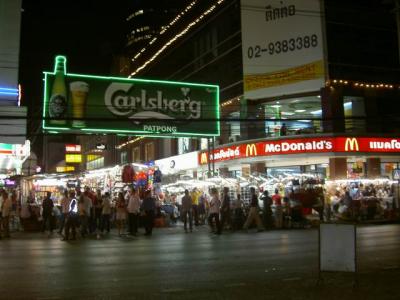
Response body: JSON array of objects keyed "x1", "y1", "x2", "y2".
[{"x1": 0, "y1": 224, "x2": 399, "y2": 299}]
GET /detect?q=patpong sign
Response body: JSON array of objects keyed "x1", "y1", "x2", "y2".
[{"x1": 198, "y1": 137, "x2": 400, "y2": 164}]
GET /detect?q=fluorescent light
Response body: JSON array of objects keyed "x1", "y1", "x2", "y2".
[
  {"x1": 310, "y1": 110, "x2": 322, "y2": 115},
  {"x1": 344, "y1": 102, "x2": 352, "y2": 108},
  {"x1": 298, "y1": 119, "x2": 312, "y2": 122},
  {"x1": 317, "y1": 95, "x2": 321, "y2": 98},
  {"x1": 295, "y1": 109, "x2": 306, "y2": 113},
  {"x1": 270, "y1": 105, "x2": 281, "y2": 108},
  {"x1": 281, "y1": 112, "x2": 295, "y2": 116},
  {"x1": 291, "y1": 99, "x2": 300, "y2": 103}
]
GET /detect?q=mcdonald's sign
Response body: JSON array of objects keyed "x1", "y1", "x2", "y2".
[
  {"x1": 344, "y1": 138, "x2": 359, "y2": 152},
  {"x1": 245, "y1": 144, "x2": 257, "y2": 156},
  {"x1": 200, "y1": 152, "x2": 208, "y2": 164}
]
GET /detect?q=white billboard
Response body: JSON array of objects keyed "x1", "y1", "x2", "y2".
[
  {"x1": 155, "y1": 151, "x2": 199, "y2": 175},
  {"x1": 241, "y1": 0, "x2": 326, "y2": 99}
]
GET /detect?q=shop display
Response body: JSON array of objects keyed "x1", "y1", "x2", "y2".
[{"x1": 325, "y1": 178, "x2": 397, "y2": 221}]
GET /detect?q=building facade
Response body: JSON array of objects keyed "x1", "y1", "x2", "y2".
[
  {"x1": 97, "y1": 0, "x2": 400, "y2": 180},
  {"x1": 0, "y1": 0, "x2": 29, "y2": 176}
]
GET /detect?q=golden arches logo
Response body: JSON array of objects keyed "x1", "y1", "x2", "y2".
[
  {"x1": 200, "y1": 152, "x2": 208, "y2": 164},
  {"x1": 345, "y1": 138, "x2": 359, "y2": 151},
  {"x1": 245, "y1": 144, "x2": 257, "y2": 156}
]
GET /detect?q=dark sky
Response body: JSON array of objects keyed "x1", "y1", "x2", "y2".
[{"x1": 19, "y1": 0, "x2": 130, "y2": 155}]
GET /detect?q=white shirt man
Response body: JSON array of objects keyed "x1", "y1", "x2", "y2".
[{"x1": 127, "y1": 192, "x2": 141, "y2": 214}]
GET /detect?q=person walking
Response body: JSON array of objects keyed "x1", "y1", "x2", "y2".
[
  {"x1": 127, "y1": 187, "x2": 141, "y2": 236},
  {"x1": 42, "y1": 192, "x2": 54, "y2": 236},
  {"x1": 191, "y1": 188, "x2": 200, "y2": 226},
  {"x1": 78, "y1": 192, "x2": 91, "y2": 238},
  {"x1": 198, "y1": 191, "x2": 207, "y2": 225},
  {"x1": 243, "y1": 187, "x2": 264, "y2": 232},
  {"x1": 141, "y1": 190, "x2": 156, "y2": 236},
  {"x1": 101, "y1": 192, "x2": 111, "y2": 234},
  {"x1": 272, "y1": 189, "x2": 283, "y2": 229},
  {"x1": 58, "y1": 190, "x2": 70, "y2": 235},
  {"x1": 63, "y1": 192, "x2": 78, "y2": 241},
  {"x1": 208, "y1": 188, "x2": 221, "y2": 234},
  {"x1": 1, "y1": 190, "x2": 12, "y2": 238},
  {"x1": 94, "y1": 189, "x2": 103, "y2": 235},
  {"x1": 218, "y1": 187, "x2": 231, "y2": 234},
  {"x1": 260, "y1": 190, "x2": 273, "y2": 229},
  {"x1": 181, "y1": 189, "x2": 193, "y2": 233},
  {"x1": 115, "y1": 192, "x2": 127, "y2": 237}
]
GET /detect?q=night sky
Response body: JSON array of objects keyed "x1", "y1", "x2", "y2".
[{"x1": 19, "y1": 0, "x2": 130, "y2": 155}]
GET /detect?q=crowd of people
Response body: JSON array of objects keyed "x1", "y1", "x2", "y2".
[
  {"x1": 4, "y1": 181, "x2": 393, "y2": 240},
  {"x1": 0, "y1": 184, "x2": 296, "y2": 240}
]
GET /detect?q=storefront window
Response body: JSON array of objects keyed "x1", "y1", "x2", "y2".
[
  {"x1": 132, "y1": 147, "x2": 140, "y2": 162},
  {"x1": 86, "y1": 157, "x2": 104, "y2": 170},
  {"x1": 264, "y1": 95, "x2": 321, "y2": 137},
  {"x1": 178, "y1": 138, "x2": 190, "y2": 154},
  {"x1": 343, "y1": 96, "x2": 366, "y2": 132},
  {"x1": 145, "y1": 143, "x2": 155, "y2": 162},
  {"x1": 381, "y1": 162, "x2": 399, "y2": 179},
  {"x1": 200, "y1": 138, "x2": 208, "y2": 150},
  {"x1": 227, "y1": 112, "x2": 240, "y2": 142},
  {"x1": 120, "y1": 151, "x2": 128, "y2": 164},
  {"x1": 347, "y1": 160, "x2": 365, "y2": 179}
]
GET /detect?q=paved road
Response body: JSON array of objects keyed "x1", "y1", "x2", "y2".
[{"x1": 0, "y1": 224, "x2": 399, "y2": 299}]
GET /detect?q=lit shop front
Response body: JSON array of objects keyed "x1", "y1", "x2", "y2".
[
  {"x1": 197, "y1": 136, "x2": 399, "y2": 222},
  {"x1": 198, "y1": 136, "x2": 400, "y2": 179}
]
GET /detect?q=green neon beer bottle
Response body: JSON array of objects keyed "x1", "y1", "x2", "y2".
[{"x1": 49, "y1": 56, "x2": 67, "y2": 125}]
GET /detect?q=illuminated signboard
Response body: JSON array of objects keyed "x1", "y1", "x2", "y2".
[
  {"x1": 0, "y1": 143, "x2": 13, "y2": 155},
  {"x1": 65, "y1": 154, "x2": 82, "y2": 163},
  {"x1": 43, "y1": 56, "x2": 220, "y2": 137},
  {"x1": 65, "y1": 144, "x2": 81, "y2": 153},
  {"x1": 0, "y1": 140, "x2": 30, "y2": 157},
  {"x1": 198, "y1": 137, "x2": 400, "y2": 164},
  {"x1": 56, "y1": 166, "x2": 75, "y2": 173}
]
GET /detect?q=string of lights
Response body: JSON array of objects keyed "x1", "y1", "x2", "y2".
[
  {"x1": 116, "y1": 136, "x2": 145, "y2": 150},
  {"x1": 328, "y1": 79, "x2": 399, "y2": 89},
  {"x1": 129, "y1": 0, "x2": 225, "y2": 77},
  {"x1": 130, "y1": 1, "x2": 198, "y2": 64}
]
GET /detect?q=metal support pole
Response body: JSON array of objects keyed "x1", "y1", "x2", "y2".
[
  {"x1": 212, "y1": 137, "x2": 216, "y2": 177},
  {"x1": 207, "y1": 138, "x2": 211, "y2": 178}
]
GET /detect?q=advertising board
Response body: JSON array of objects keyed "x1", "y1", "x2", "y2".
[
  {"x1": 241, "y1": 0, "x2": 325, "y2": 99},
  {"x1": 43, "y1": 56, "x2": 220, "y2": 137},
  {"x1": 198, "y1": 136, "x2": 400, "y2": 164}
]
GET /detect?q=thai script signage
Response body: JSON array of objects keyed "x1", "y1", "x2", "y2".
[
  {"x1": 198, "y1": 137, "x2": 400, "y2": 164},
  {"x1": 240, "y1": 0, "x2": 325, "y2": 99},
  {"x1": 65, "y1": 144, "x2": 81, "y2": 153}
]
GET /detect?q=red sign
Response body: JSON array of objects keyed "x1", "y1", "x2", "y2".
[
  {"x1": 65, "y1": 144, "x2": 81, "y2": 153},
  {"x1": 198, "y1": 137, "x2": 400, "y2": 165}
]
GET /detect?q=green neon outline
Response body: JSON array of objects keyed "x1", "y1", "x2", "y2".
[
  {"x1": 42, "y1": 73, "x2": 48, "y2": 130},
  {"x1": 54, "y1": 55, "x2": 67, "y2": 74},
  {"x1": 43, "y1": 55, "x2": 220, "y2": 136}
]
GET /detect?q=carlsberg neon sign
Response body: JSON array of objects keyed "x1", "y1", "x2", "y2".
[{"x1": 105, "y1": 83, "x2": 201, "y2": 120}]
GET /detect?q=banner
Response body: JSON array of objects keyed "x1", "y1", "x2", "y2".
[
  {"x1": 241, "y1": 0, "x2": 325, "y2": 99},
  {"x1": 198, "y1": 137, "x2": 400, "y2": 164},
  {"x1": 43, "y1": 56, "x2": 220, "y2": 137}
]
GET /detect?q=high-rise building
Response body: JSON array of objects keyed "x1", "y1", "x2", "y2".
[
  {"x1": 0, "y1": 0, "x2": 29, "y2": 175},
  {"x1": 114, "y1": 0, "x2": 400, "y2": 180}
]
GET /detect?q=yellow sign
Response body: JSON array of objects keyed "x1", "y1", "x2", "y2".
[
  {"x1": 245, "y1": 144, "x2": 257, "y2": 156},
  {"x1": 200, "y1": 152, "x2": 208, "y2": 164},
  {"x1": 87, "y1": 154, "x2": 101, "y2": 162},
  {"x1": 244, "y1": 60, "x2": 324, "y2": 92},
  {"x1": 56, "y1": 166, "x2": 75, "y2": 173},
  {"x1": 65, "y1": 154, "x2": 82, "y2": 163},
  {"x1": 345, "y1": 138, "x2": 359, "y2": 152}
]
